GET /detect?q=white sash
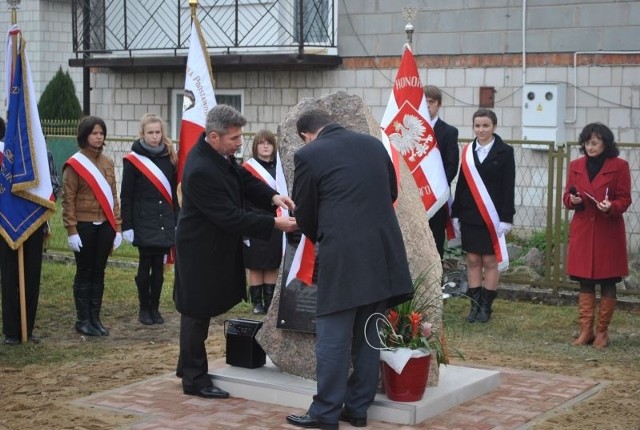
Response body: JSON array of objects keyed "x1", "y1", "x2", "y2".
[
  {"x1": 65, "y1": 152, "x2": 116, "y2": 231},
  {"x1": 461, "y1": 143, "x2": 509, "y2": 271}
]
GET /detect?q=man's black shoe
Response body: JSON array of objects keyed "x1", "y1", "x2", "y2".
[
  {"x1": 3, "y1": 336, "x2": 20, "y2": 345},
  {"x1": 339, "y1": 409, "x2": 367, "y2": 427},
  {"x1": 183, "y1": 385, "x2": 229, "y2": 399},
  {"x1": 285, "y1": 413, "x2": 338, "y2": 429},
  {"x1": 29, "y1": 336, "x2": 41, "y2": 344}
]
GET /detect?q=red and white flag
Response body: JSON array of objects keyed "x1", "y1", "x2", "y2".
[
  {"x1": 286, "y1": 235, "x2": 315, "y2": 287},
  {"x1": 380, "y1": 44, "x2": 449, "y2": 218},
  {"x1": 177, "y1": 17, "x2": 217, "y2": 181}
]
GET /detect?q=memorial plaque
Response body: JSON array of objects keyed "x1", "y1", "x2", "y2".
[{"x1": 276, "y1": 235, "x2": 317, "y2": 333}]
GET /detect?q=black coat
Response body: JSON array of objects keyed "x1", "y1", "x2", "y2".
[
  {"x1": 120, "y1": 139, "x2": 177, "y2": 249},
  {"x1": 433, "y1": 119, "x2": 460, "y2": 185},
  {"x1": 451, "y1": 134, "x2": 515, "y2": 225},
  {"x1": 429, "y1": 119, "x2": 460, "y2": 256},
  {"x1": 292, "y1": 124, "x2": 413, "y2": 316},
  {"x1": 174, "y1": 134, "x2": 277, "y2": 318}
]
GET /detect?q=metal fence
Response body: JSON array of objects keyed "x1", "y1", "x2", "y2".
[
  {"x1": 71, "y1": 0, "x2": 337, "y2": 55},
  {"x1": 497, "y1": 140, "x2": 640, "y2": 296},
  {"x1": 44, "y1": 126, "x2": 639, "y2": 295}
]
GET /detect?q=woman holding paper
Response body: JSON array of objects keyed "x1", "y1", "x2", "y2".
[
  {"x1": 451, "y1": 108, "x2": 515, "y2": 323},
  {"x1": 121, "y1": 114, "x2": 178, "y2": 325},
  {"x1": 242, "y1": 130, "x2": 285, "y2": 314},
  {"x1": 62, "y1": 116, "x2": 122, "y2": 337},
  {"x1": 563, "y1": 122, "x2": 631, "y2": 348}
]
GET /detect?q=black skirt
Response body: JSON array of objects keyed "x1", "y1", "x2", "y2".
[
  {"x1": 243, "y1": 230, "x2": 283, "y2": 270},
  {"x1": 460, "y1": 222, "x2": 495, "y2": 255}
]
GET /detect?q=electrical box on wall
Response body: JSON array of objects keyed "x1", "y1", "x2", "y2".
[{"x1": 522, "y1": 82, "x2": 566, "y2": 150}]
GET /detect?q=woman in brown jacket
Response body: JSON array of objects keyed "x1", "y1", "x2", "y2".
[{"x1": 62, "y1": 116, "x2": 122, "y2": 337}]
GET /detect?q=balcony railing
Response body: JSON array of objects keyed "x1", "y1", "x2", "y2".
[{"x1": 72, "y1": 0, "x2": 337, "y2": 57}]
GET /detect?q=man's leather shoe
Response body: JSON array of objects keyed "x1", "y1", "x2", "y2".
[
  {"x1": 285, "y1": 413, "x2": 338, "y2": 429},
  {"x1": 183, "y1": 385, "x2": 229, "y2": 399},
  {"x1": 3, "y1": 336, "x2": 20, "y2": 345},
  {"x1": 339, "y1": 409, "x2": 367, "y2": 427}
]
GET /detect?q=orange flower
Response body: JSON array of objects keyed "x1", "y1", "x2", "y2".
[{"x1": 409, "y1": 311, "x2": 422, "y2": 339}]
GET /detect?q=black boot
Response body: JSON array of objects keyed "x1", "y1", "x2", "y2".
[
  {"x1": 149, "y1": 268, "x2": 164, "y2": 324},
  {"x1": 476, "y1": 288, "x2": 497, "y2": 323},
  {"x1": 250, "y1": 285, "x2": 265, "y2": 314},
  {"x1": 138, "y1": 306, "x2": 153, "y2": 325},
  {"x1": 136, "y1": 274, "x2": 153, "y2": 325},
  {"x1": 90, "y1": 283, "x2": 109, "y2": 336},
  {"x1": 74, "y1": 283, "x2": 101, "y2": 336},
  {"x1": 465, "y1": 286, "x2": 482, "y2": 323},
  {"x1": 263, "y1": 283, "x2": 276, "y2": 313}
]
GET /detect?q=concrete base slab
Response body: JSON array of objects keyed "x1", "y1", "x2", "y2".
[{"x1": 212, "y1": 359, "x2": 500, "y2": 425}]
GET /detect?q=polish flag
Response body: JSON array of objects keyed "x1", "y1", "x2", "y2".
[
  {"x1": 286, "y1": 235, "x2": 315, "y2": 287},
  {"x1": 380, "y1": 44, "x2": 448, "y2": 219},
  {"x1": 177, "y1": 17, "x2": 217, "y2": 181}
]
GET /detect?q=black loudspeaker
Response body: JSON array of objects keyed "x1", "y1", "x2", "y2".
[{"x1": 224, "y1": 318, "x2": 266, "y2": 369}]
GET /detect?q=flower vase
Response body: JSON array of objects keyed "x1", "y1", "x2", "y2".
[{"x1": 381, "y1": 353, "x2": 431, "y2": 402}]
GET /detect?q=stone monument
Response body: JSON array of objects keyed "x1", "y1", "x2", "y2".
[{"x1": 255, "y1": 91, "x2": 443, "y2": 385}]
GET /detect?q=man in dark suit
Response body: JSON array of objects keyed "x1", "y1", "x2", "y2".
[
  {"x1": 285, "y1": 109, "x2": 413, "y2": 429},
  {"x1": 424, "y1": 85, "x2": 459, "y2": 259},
  {"x1": 173, "y1": 105, "x2": 296, "y2": 399}
]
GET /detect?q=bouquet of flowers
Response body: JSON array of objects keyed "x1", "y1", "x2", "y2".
[{"x1": 369, "y1": 266, "x2": 447, "y2": 374}]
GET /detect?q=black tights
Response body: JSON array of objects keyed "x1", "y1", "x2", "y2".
[{"x1": 579, "y1": 281, "x2": 617, "y2": 299}]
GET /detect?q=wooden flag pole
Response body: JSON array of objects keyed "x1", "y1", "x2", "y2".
[
  {"x1": 8, "y1": 0, "x2": 28, "y2": 343},
  {"x1": 18, "y1": 246, "x2": 28, "y2": 342}
]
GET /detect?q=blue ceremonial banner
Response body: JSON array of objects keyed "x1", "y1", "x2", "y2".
[{"x1": 0, "y1": 26, "x2": 55, "y2": 250}]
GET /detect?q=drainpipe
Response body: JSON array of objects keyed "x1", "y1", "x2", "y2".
[
  {"x1": 522, "y1": 0, "x2": 527, "y2": 85},
  {"x1": 566, "y1": 50, "x2": 640, "y2": 124}
]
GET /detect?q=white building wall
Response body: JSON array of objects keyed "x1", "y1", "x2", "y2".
[{"x1": 90, "y1": 64, "x2": 640, "y2": 144}]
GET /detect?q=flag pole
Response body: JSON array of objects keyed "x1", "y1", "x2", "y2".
[
  {"x1": 189, "y1": 0, "x2": 197, "y2": 18},
  {"x1": 402, "y1": 6, "x2": 417, "y2": 49},
  {"x1": 7, "y1": 0, "x2": 28, "y2": 343}
]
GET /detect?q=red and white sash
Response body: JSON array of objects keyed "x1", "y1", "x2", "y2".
[
  {"x1": 460, "y1": 143, "x2": 509, "y2": 271},
  {"x1": 124, "y1": 152, "x2": 173, "y2": 205},
  {"x1": 243, "y1": 156, "x2": 289, "y2": 216},
  {"x1": 243, "y1": 154, "x2": 290, "y2": 254},
  {"x1": 65, "y1": 152, "x2": 117, "y2": 231},
  {"x1": 286, "y1": 234, "x2": 316, "y2": 286}
]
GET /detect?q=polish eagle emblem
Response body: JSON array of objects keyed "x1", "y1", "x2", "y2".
[{"x1": 388, "y1": 114, "x2": 432, "y2": 161}]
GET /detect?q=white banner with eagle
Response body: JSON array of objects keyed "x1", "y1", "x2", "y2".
[{"x1": 380, "y1": 44, "x2": 448, "y2": 219}]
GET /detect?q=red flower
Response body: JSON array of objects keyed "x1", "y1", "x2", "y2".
[
  {"x1": 388, "y1": 309, "x2": 399, "y2": 330},
  {"x1": 409, "y1": 311, "x2": 422, "y2": 339}
]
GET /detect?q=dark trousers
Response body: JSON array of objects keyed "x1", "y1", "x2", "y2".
[
  {"x1": 308, "y1": 300, "x2": 387, "y2": 423},
  {"x1": 0, "y1": 226, "x2": 45, "y2": 338},
  {"x1": 73, "y1": 222, "x2": 115, "y2": 287},
  {"x1": 428, "y1": 204, "x2": 447, "y2": 259},
  {"x1": 178, "y1": 313, "x2": 213, "y2": 392},
  {"x1": 135, "y1": 252, "x2": 164, "y2": 308}
]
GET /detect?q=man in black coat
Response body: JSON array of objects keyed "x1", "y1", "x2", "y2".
[
  {"x1": 285, "y1": 109, "x2": 413, "y2": 429},
  {"x1": 173, "y1": 105, "x2": 296, "y2": 399},
  {"x1": 424, "y1": 85, "x2": 459, "y2": 258}
]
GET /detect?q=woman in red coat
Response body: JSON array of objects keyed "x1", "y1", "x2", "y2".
[{"x1": 563, "y1": 123, "x2": 631, "y2": 348}]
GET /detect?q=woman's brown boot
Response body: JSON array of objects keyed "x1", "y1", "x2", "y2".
[
  {"x1": 593, "y1": 297, "x2": 616, "y2": 348},
  {"x1": 572, "y1": 292, "x2": 596, "y2": 345}
]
